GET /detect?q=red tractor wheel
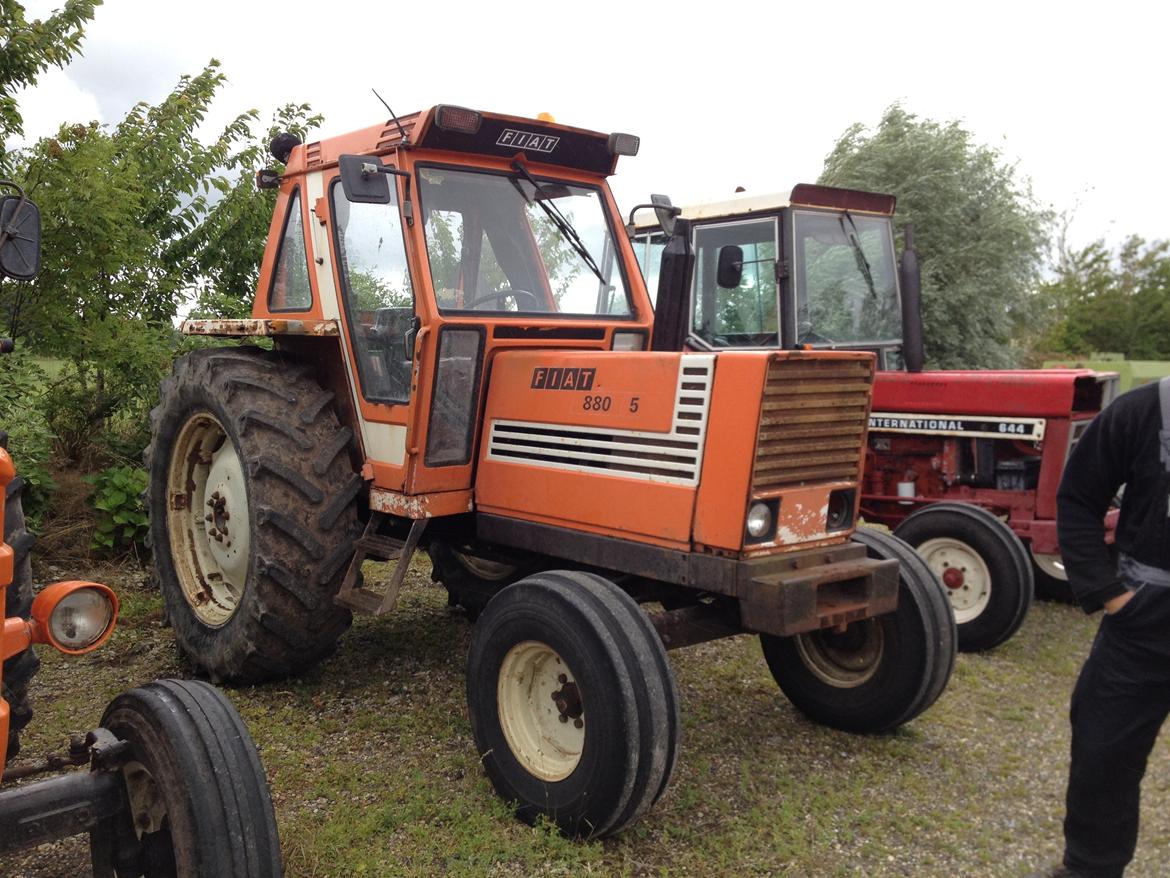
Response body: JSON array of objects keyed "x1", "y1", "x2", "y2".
[{"x1": 894, "y1": 502, "x2": 1033, "y2": 652}]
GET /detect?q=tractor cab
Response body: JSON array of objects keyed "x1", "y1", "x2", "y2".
[{"x1": 630, "y1": 186, "x2": 917, "y2": 370}]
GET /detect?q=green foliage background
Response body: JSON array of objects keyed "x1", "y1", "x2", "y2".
[{"x1": 819, "y1": 104, "x2": 1053, "y2": 369}]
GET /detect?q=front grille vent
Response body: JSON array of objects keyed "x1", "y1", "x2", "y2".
[{"x1": 752, "y1": 357, "x2": 873, "y2": 492}]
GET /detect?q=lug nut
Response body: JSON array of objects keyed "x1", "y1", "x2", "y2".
[
  {"x1": 222, "y1": 511, "x2": 230, "y2": 521},
  {"x1": 573, "y1": 719, "x2": 583, "y2": 729},
  {"x1": 558, "y1": 674, "x2": 567, "y2": 684},
  {"x1": 215, "y1": 533, "x2": 224, "y2": 543},
  {"x1": 559, "y1": 714, "x2": 568, "y2": 724},
  {"x1": 205, "y1": 514, "x2": 213, "y2": 522}
]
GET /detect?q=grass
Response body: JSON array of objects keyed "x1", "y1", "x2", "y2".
[{"x1": 9, "y1": 561, "x2": 1170, "y2": 877}]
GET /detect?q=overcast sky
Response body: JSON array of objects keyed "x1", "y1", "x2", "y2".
[{"x1": 13, "y1": 0, "x2": 1169, "y2": 253}]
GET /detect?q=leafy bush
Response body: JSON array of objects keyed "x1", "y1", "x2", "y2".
[
  {"x1": 0, "y1": 353, "x2": 56, "y2": 523},
  {"x1": 85, "y1": 465, "x2": 148, "y2": 556}
]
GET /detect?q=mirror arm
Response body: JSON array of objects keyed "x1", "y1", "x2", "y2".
[{"x1": 361, "y1": 163, "x2": 414, "y2": 226}]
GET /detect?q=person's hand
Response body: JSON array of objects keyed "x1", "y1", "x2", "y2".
[{"x1": 1104, "y1": 590, "x2": 1136, "y2": 615}]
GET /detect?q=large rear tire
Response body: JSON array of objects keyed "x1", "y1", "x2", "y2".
[
  {"x1": 894, "y1": 502, "x2": 1033, "y2": 652},
  {"x1": 467, "y1": 570, "x2": 679, "y2": 838},
  {"x1": 96, "y1": 679, "x2": 282, "y2": 877},
  {"x1": 3, "y1": 468, "x2": 38, "y2": 760},
  {"x1": 761, "y1": 527, "x2": 956, "y2": 734},
  {"x1": 146, "y1": 347, "x2": 361, "y2": 683}
]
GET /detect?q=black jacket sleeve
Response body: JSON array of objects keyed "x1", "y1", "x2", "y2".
[{"x1": 1056, "y1": 402, "x2": 1130, "y2": 612}]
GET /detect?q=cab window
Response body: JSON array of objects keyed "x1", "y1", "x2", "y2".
[
  {"x1": 268, "y1": 189, "x2": 313, "y2": 312},
  {"x1": 330, "y1": 179, "x2": 416, "y2": 404}
]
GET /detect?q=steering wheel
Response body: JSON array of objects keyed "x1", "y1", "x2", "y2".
[{"x1": 463, "y1": 288, "x2": 544, "y2": 311}]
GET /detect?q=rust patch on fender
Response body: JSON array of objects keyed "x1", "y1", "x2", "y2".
[
  {"x1": 368, "y1": 487, "x2": 474, "y2": 520},
  {"x1": 181, "y1": 318, "x2": 340, "y2": 337}
]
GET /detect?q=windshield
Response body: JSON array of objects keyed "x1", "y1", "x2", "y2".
[
  {"x1": 793, "y1": 209, "x2": 900, "y2": 345},
  {"x1": 416, "y1": 167, "x2": 631, "y2": 317}
]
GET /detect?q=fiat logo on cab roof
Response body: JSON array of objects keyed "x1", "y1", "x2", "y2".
[{"x1": 497, "y1": 129, "x2": 560, "y2": 153}]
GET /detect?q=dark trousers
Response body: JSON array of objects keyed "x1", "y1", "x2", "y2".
[{"x1": 1064, "y1": 583, "x2": 1170, "y2": 877}]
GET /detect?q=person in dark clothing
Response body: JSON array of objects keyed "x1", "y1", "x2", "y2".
[{"x1": 1029, "y1": 377, "x2": 1170, "y2": 878}]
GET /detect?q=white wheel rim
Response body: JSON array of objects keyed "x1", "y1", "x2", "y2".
[
  {"x1": 918, "y1": 536, "x2": 992, "y2": 624},
  {"x1": 793, "y1": 620, "x2": 884, "y2": 688},
  {"x1": 166, "y1": 413, "x2": 251, "y2": 627},
  {"x1": 454, "y1": 550, "x2": 516, "y2": 581},
  {"x1": 497, "y1": 641, "x2": 584, "y2": 782},
  {"x1": 1031, "y1": 550, "x2": 1068, "y2": 581}
]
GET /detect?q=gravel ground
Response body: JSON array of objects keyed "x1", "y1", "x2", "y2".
[{"x1": 6, "y1": 560, "x2": 1169, "y2": 878}]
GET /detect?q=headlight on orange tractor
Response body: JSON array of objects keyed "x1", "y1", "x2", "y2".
[{"x1": 30, "y1": 582, "x2": 118, "y2": 654}]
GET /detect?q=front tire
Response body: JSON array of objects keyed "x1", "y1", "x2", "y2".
[
  {"x1": 467, "y1": 571, "x2": 679, "y2": 838},
  {"x1": 894, "y1": 502, "x2": 1033, "y2": 652},
  {"x1": 761, "y1": 527, "x2": 956, "y2": 734},
  {"x1": 146, "y1": 347, "x2": 361, "y2": 683},
  {"x1": 96, "y1": 679, "x2": 282, "y2": 877}
]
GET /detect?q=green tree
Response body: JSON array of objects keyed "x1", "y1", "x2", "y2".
[
  {"x1": 0, "y1": 0, "x2": 100, "y2": 168},
  {"x1": 2, "y1": 62, "x2": 318, "y2": 462},
  {"x1": 1038, "y1": 235, "x2": 1170, "y2": 359},
  {"x1": 819, "y1": 104, "x2": 1052, "y2": 369}
]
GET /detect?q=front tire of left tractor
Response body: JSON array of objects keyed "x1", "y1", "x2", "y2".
[{"x1": 94, "y1": 679, "x2": 282, "y2": 877}]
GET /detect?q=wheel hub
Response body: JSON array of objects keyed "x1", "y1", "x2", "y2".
[
  {"x1": 917, "y1": 536, "x2": 992, "y2": 623},
  {"x1": 166, "y1": 414, "x2": 251, "y2": 627},
  {"x1": 794, "y1": 620, "x2": 884, "y2": 688},
  {"x1": 497, "y1": 641, "x2": 585, "y2": 782}
]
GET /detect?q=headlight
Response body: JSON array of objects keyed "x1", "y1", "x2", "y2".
[
  {"x1": 49, "y1": 588, "x2": 115, "y2": 651},
  {"x1": 746, "y1": 502, "x2": 774, "y2": 539},
  {"x1": 31, "y1": 581, "x2": 119, "y2": 653},
  {"x1": 826, "y1": 489, "x2": 856, "y2": 531}
]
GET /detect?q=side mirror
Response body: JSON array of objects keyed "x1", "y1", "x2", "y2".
[
  {"x1": 339, "y1": 154, "x2": 392, "y2": 204},
  {"x1": 716, "y1": 245, "x2": 744, "y2": 289},
  {"x1": 0, "y1": 194, "x2": 41, "y2": 281},
  {"x1": 651, "y1": 193, "x2": 679, "y2": 237},
  {"x1": 626, "y1": 195, "x2": 682, "y2": 239}
]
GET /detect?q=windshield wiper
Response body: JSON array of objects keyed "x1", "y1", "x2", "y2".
[
  {"x1": 510, "y1": 161, "x2": 607, "y2": 285},
  {"x1": 840, "y1": 212, "x2": 877, "y2": 301}
]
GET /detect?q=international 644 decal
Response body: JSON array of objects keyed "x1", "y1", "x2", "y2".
[{"x1": 869, "y1": 411, "x2": 1047, "y2": 441}]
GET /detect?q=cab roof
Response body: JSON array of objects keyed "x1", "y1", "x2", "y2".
[
  {"x1": 284, "y1": 105, "x2": 635, "y2": 177},
  {"x1": 633, "y1": 185, "x2": 897, "y2": 230}
]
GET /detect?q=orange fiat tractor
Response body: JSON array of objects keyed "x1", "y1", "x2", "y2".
[
  {"x1": 147, "y1": 107, "x2": 955, "y2": 838},
  {"x1": 0, "y1": 182, "x2": 281, "y2": 876}
]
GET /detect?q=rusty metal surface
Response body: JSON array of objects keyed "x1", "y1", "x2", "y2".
[
  {"x1": 180, "y1": 318, "x2": 339, "y2": 337},
  {"x1": 369, "y1": 488, "x2": 474, "y2": 520},
  {"x1": 738, "y1": 549, "x2": 900, "y2": 638},
  {"x1": 754, "y1": 356, "x2": 874, "y2": 492},
  {"x1": 650, "y1": 602, "x2": 743, "y2": 651}
]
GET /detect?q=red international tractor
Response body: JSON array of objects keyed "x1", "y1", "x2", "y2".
[
  {"x1": 628, "y1": 187, "x2": 1118, "y2": 652},
  {"x1": 0, "y1": 182, "x2": 281, "y2": 876},
  {"x1": 146, "y1": 107, "x2": 956, "y2": 838}
]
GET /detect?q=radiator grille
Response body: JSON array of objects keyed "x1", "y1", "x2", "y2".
[
  {"x1": 752, "y1": 357, "x2": 873, "y2": 492},
  {"x1": 487, "y1": 355, "x2": 715, "y2": 486}
]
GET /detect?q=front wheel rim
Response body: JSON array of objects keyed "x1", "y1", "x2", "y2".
[
  {"x1": 918, "y1": 536, "x2": 992, "y2": 624},
  {"x1": 793, "y1": 621, "x2": 884, "y2": 688},
  {"x1": 1031, "y1": 550, "x2": 1068, "y2": 581},
  {"x1": 166, "y1": 413, "x2": 251, "y2": 627},
  {"x1": 497, "y1": 641, "x2": 584, "y2": 782}
]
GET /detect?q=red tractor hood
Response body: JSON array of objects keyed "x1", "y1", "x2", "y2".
[{"x1": 873, "y1": 369, "x2": 1114, "y2": 418}]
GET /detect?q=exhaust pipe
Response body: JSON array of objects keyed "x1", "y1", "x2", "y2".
[{"x1": 899, "y1": 223, "x2": 925, "y2": 373}]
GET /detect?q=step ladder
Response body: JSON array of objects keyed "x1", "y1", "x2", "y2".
[{"x1": 333, "y1": 513, "x2": 428, "y2": 616}]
